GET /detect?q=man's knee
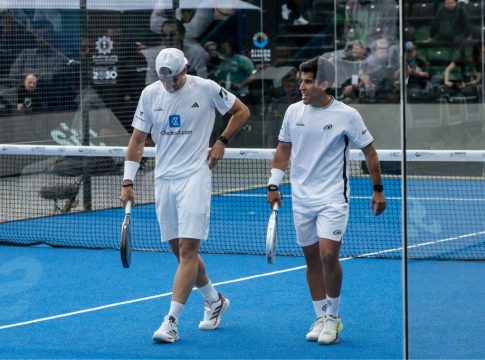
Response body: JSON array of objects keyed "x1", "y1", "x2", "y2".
[
  {"x1": 319, "y1": 238, "x2": 341, "y2": 265},
  {"x1": 178, "y1": 239, "x2": 200, "y2": 262},
  {"x1": 320, "y1": 251, "x2": 338, "y2": 266},
  {"x1": 320, "y1": 248, "x2": 339, "y2": 265}
]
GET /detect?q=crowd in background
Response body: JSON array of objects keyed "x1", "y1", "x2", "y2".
[{"x1": 0, "y1": 0, "x2": 483, "y2": 147}]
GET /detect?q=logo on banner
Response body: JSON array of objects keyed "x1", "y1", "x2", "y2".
[
  {"x1": 96, "y1": 35, "x2": 113, "y2": 55},
  {"x1": 252, "y1": 32, "x2": 269, "y2": 48},
  {"x1": 251, "y1": 32, "x2": 271, "y2": 62}
]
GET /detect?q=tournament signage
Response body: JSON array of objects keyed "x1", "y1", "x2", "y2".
[
  {"x1": 92, "y1": 35, "x2": 119, "y2": 85},
  {"x1": 250, "y1": 32, "x2": 271, "y2": 62},
  {"x1": 0, "y1": 110, "x2": 130, "y2": 176}
]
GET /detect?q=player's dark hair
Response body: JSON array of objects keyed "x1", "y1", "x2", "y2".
[{"x1": 299, "y1": 57, "x2": 335, "y2": 88}]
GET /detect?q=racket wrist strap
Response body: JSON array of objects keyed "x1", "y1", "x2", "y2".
[
  {"x1": 123, "y1": 160, "x2": 140, "y2": 182},
  {"x1": 268, "y1": 168, "x2": 285, "y2": 187}
]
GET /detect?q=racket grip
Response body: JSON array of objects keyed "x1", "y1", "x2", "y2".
[
  {"x1": 273, "y1": 202, "x2": 279, "y2": 211},
  {"x1": 125, "y1": 200, "x2": 132, "y2": 214}
]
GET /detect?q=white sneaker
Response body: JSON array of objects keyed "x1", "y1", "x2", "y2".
[
  {"x1": 198, "y1": 293, "x2": 230, "y2": 330},
  {"x1": 318, "y1": 315, "x2": 343, "y2": 345},
  {"x1": 152, "y1": 315, "x2": 179, "y2": 343},
  {"x1": 306, "y1": 317, "x2": 326, "y2": 341},
  {"x1": 293, "y1": 16, "x2": 309, "y2": 25}
]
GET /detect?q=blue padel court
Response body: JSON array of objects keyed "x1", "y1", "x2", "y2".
[
  {"x1": 1, "y1": 175, "x2": 485, "y2": 358},
  {"x1": 1, "y1": 246, "x2": 485, "y2": 359}
]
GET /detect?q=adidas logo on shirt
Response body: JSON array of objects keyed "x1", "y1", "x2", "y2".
[{"x1": 191, "y1": 102, "x2": 199, "y2": 108}]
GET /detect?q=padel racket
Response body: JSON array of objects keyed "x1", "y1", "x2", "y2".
[
  {"x1": 120, "y1": 200, "x2": 132, "y2": 268},
  {"x1": 266, "y1": 202, "x2": 279, "y2": 264}
]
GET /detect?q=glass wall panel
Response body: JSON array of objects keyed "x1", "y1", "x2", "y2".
[
  {"x1": 265, "y1": 0, "x2": 403, "y2": 356},
  {"x1": 405, "y1": 0, "x2": 485, "y2": 357}
]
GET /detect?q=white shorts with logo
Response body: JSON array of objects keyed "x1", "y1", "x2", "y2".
[
  {"x1": 293, "y1": 202, "x2": 349, "y2": 247},
  {"x1": 154, "y1": 166, "x2": 211, "y2": 242}
]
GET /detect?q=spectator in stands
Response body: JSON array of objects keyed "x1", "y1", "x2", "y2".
[
  {"x1": 344, "y1": 0, "x2": 398, "y2": 49},
  {"x1": 8, "y1": 20, "x2": 65, "y2": 86},
  {"x1": 204, "y1": 40, "x2": 224, "y2": 81},
  {"x1": 429, "y1": 0, "x2": 471, "y2": 45},
  {"x1": 338, "y1": 41, "x2": 369, "y2": 101},
  {"x1": 264, "y1": 68, "x2": 300, "y2": 147},
  {"x1": 403, "y1": 41, "x2": 430, "y2": 93},
  {"x1": 16, "y1": 73, "x2": 46, "y2": 113},
  {"x1": 142, "y1": 19, "x2": 208, "y2": 84},
  {"x1": 341, "y1": 40, "x2": 370, "y2": 62},
  {"x1": 357, "y1": 38, "x2": 399, "y2": 101},
  {"x1": 214, "y1": 40, "x2": 255, "y2": 104},
  {"x1": 150, "y1": 2, "x2": 214, "y2": 44},
  {"x1": 322, "y1": 40, "x2": 369, "y2": 102},
  {"x1": 442, "y1": 41, "x2": 484, "y2": 98}
]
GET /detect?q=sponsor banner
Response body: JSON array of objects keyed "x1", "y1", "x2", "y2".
[{"x1": 0, "y1": 109, "x2": 130, "y2": 176}]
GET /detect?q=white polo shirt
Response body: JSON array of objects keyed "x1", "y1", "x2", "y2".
[
  {"x1": 278, "y1": 98, "x2": 374, "y2": 205},
  {"x1": 132, "y1": 75, "x2": 236, "y2": 179}
]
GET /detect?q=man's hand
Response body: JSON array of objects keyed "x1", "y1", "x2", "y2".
[
  {"x1": 207, "y1": 141, "x2": 225, "y2": 169},
  {"x1": 120, "y1": 182, "x2": 135, "y2": 208},
  {"x1": 371, "y1": 191, "x2": 386, "y2": 216},
  {"x1": 267, "y1": 190, "x2": 282, "y2": 209}
]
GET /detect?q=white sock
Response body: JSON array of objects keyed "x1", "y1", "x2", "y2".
[
  {"x1": 197, "y1": 281, "x2": 219, "y2": 303},
  {"x1": 312, "y1": 299, "x2": 327, "y2": 318},
  {"x1": 326, "y1": 295, "x2": 341, "y2": 318},
  {"x1": 168, "y1": 301, "x2": 184, "y2": 321}
]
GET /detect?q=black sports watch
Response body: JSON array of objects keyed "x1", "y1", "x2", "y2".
[
  {"x1": 373, "y1": 184, "x2": 384, "y2": 192},
  {"x1": 218, "y1": 135, "x2": 229, "y2": 145}
]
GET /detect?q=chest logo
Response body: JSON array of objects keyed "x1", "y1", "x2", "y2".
[
  {"x1": 323, "y1": 124, "x2": 333, "y2": 131},
  {"x1": 169, "y1": 115, "x2": 181, "y2": 128}
]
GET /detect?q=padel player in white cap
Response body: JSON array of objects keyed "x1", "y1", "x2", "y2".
[{"x1": 120, "y1": 48, "x2": 250, "y2": 343}]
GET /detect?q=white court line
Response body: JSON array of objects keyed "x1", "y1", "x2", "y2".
[
  {"x1": 0, "y1": 266, "x2": 306, "y2": 330},
  {"x1": 222, "y1": 194, "x2": 485, "y2": 202},
  {"x1": 1, "y1": 230, "x2": 484, "y2": 331}
]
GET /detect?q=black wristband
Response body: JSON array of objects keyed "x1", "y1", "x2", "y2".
[
  {"x1": 267, "y1": 184, "x2": 279, "y2": 192},
  {"x1": 218, "y1": 135, "x2": 229, "y2": 145},
  {"x1": 373, "y1": 184, "x2": 384, "y2": 192},
  {"x1": 123, "y1": 182, "x2": 133, "y2": 188}
]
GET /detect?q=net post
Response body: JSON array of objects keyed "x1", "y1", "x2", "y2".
[{"x1": 80, "y1": 0, "x2": 92, "y2": 211}]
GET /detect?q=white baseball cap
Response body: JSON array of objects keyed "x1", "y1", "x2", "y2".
[{"x1": 155, "y1": 48, "x2": 188, "y2": 77}]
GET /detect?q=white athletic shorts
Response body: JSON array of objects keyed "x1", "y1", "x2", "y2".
[
  {"x1": 154, "y1": 166, "x2": 211, "y2": 242},
  {"x1": 292, "y1": 202, "x2": 349, "y2": 247}
]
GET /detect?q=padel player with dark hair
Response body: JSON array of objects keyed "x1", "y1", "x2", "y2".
[
  {"x1": 267, "y1": 56, "x2": 386, "y2": 344},
  {"x1": 120, "y1": 48, "x2": 250, "y2": 343}
]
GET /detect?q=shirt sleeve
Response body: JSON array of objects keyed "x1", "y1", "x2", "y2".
[
  {"x1": 131, "y1": 88, "x2": 152, "y2": 133},
  {"x1": 277, "y1": 106, "x2": 292, "y2": 143},
  {"x1": 345, "y1": 109, "x2": 373, "y2": 148},
  {"x1": 210, "y1": 80, "x2": 237, "y2": 115},
  {"x1": 241, "y1": 56, "x2": 255, "y2": 78}
]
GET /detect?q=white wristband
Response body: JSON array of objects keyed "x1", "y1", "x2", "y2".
[
  {"x1": 123, "y1": 160, "x2": 140, "y2": 181},
  {"x1": 268, "y1": 168, "x2": 285, "y2": 186}
]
